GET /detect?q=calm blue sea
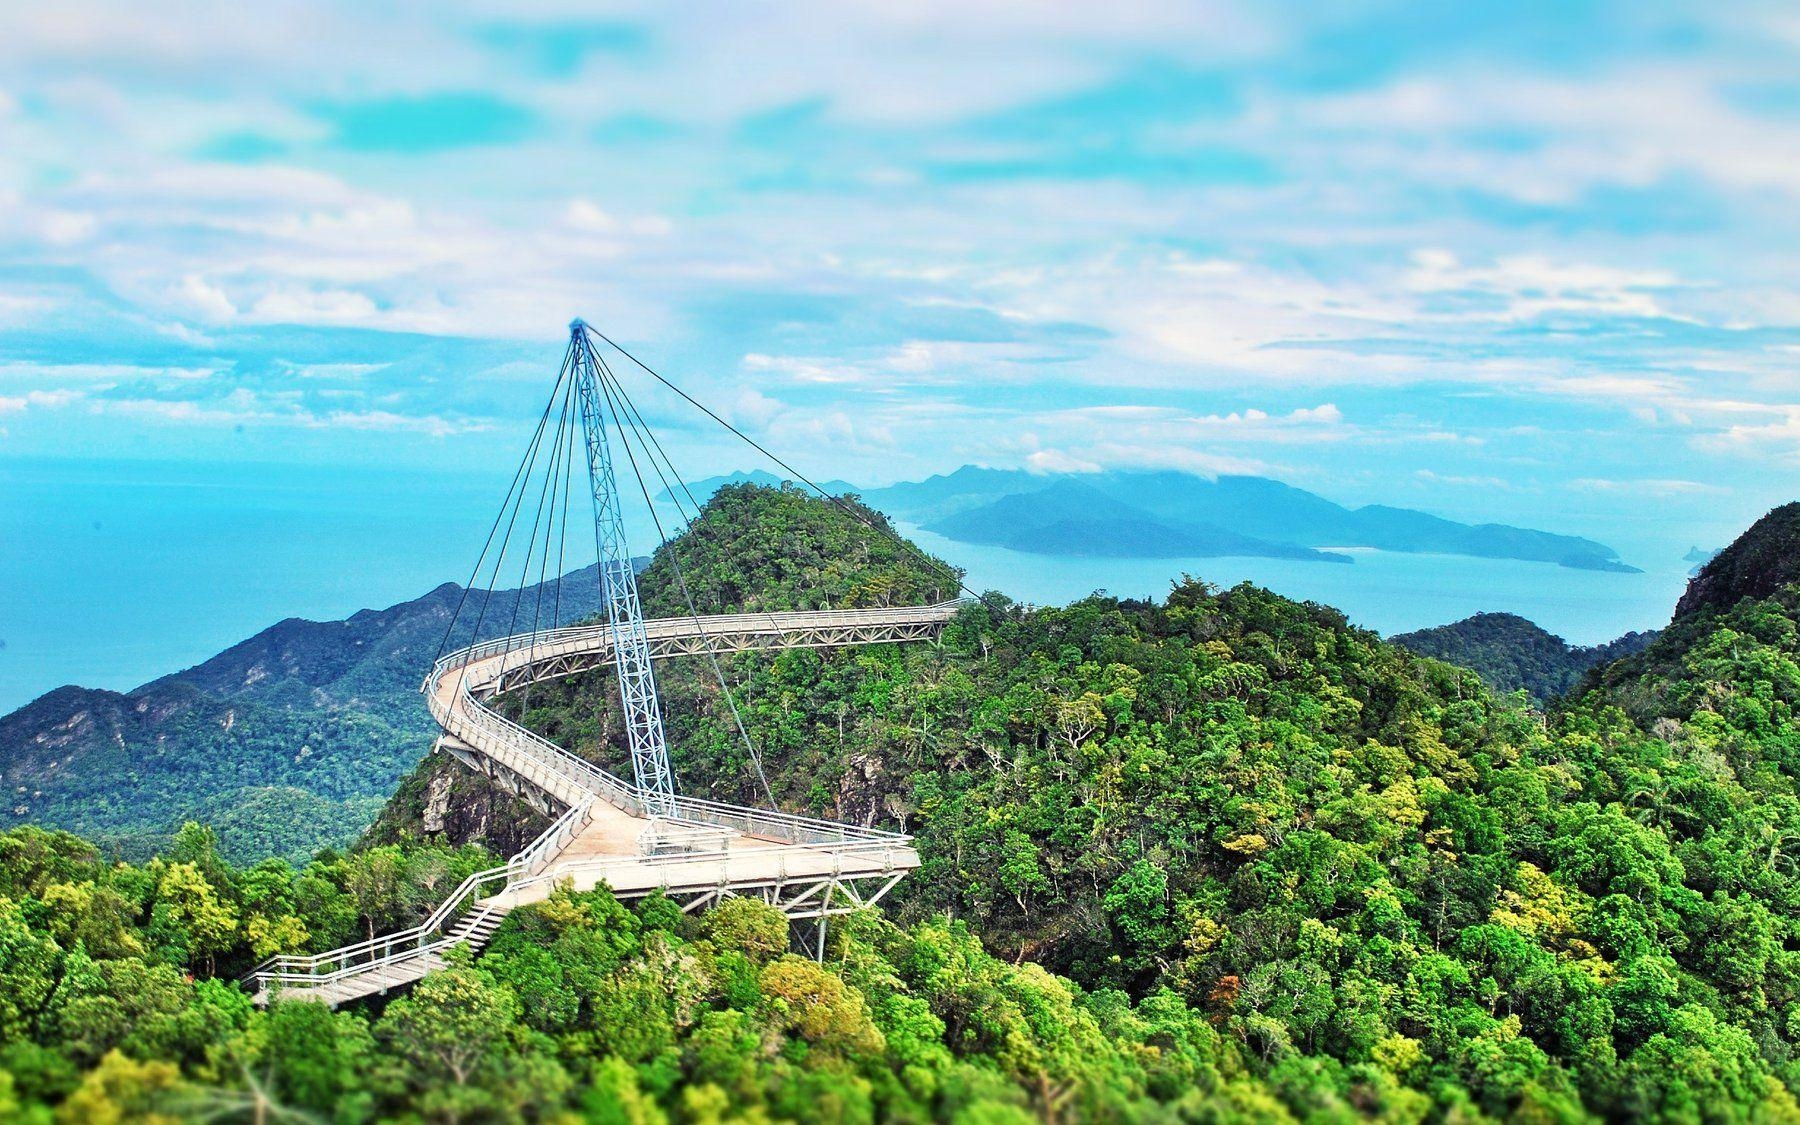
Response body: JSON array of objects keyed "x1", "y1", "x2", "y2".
[{"x1": 0, "y1": 457, "x2": 1694, "y2": 714}]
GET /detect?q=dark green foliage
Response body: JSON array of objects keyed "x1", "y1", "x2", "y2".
[
  {"x1": 0, "y1": 683, "x2": 425, "y2": 865},
  {"x1": 1675, "y1": 502, "x2": 1800, "y2": 620},
  {"x1": 0, "y1": 823, "x2": 1304, "y2": 1121},
  {"x1": 637, "y1": 482, "x2": 962, "y2": 615},
  {"x1": 1392, "y1": 611, "x2": 1657, "y2": 701},
  {"x1": 497, "y1": 485, "x2": 1800, "y2": 1120}
]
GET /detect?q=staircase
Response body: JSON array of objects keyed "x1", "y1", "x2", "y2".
[
  {"x1": 451, "y1": 904, "x2": 507, "y2": 950},
  {"x1": 242, "y1": 799, "x2": 592, "y2": 1007}
]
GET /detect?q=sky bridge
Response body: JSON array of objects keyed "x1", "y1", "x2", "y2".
[{"x1": 244, "y1": 323, "x2": 968, "y2": 1007}]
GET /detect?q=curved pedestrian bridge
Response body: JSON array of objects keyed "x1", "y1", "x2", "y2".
[{"x1": 245, "y1": 600, "x2": 963, "y2": 1006}]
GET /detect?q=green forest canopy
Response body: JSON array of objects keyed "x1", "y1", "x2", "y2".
[{"x1": 4, "y1": 484, "x2": 1800, "y2": 1121}]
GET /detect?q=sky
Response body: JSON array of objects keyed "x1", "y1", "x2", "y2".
[{"x1": 0, "y1": 2, "x2": 1798, "y2": 626}]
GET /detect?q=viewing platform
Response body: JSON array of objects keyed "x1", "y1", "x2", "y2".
[{"x1": 243, "y1": 601, "x2": 959, "y2": 1007}]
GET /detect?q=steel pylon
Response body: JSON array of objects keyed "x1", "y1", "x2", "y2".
[{"x1": 567, "y1": 319, "x2": 677, "y2": 818}]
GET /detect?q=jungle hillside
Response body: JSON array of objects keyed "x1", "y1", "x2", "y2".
[{"x1": 1, "y1": 485, "x2": 1798, "y2": 1121}]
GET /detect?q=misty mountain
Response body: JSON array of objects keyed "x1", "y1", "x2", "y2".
[
  {"x1": 689, "y1": 465, "x2": 1637, "y2": 570},
  {"x1": 925, "y1": 477, "x2": 1347, "y2": 561}
]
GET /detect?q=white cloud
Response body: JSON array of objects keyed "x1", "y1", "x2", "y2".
[
  {"x1": 1027, "y1": 402, "x2": 1350, "y2": 445},
  {"x1": 1571, "y1": 477, "x2": 1726, "y2": 496},
  {"x1": 249, "y1": 287, "x2": 380, "y2": 324},
  {"x1": 1702, "y1": 407, "x2": 1800, "y2": 461},
  {"x1": 0, "y1": 389, "x2": 81, "y2": 413},
  {"x1": 1404, "y1": 251, "x2": 1679, "y2": 322},
  {"x1": 1292, "y1": 62, "x2": 1800, "y2": 204},
  {"x1": 176, "y1": 274, "x2": 236, "y2": 321},
  {"x1": 565, "y1": 199, "x2": 671, "y2": 238},
  {"x1": 1415, "y1": 469, "x2": 1511, "y2": 489},
  {"x1": 1025, "y1": 448, "x2": 1100, "y2": 474}
]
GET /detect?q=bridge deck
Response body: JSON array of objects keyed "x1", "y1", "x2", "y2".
[{"x1": 246, "y1": 601, "x2": 955, "y2": 1007}]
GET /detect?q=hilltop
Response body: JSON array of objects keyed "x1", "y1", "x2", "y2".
[
  {"x1": 1391, "y1": 612, "x2": 1658, "y2": 701},
  {"x1": 1674, "y1": 501, "x2": 1800, "y2": 619}
]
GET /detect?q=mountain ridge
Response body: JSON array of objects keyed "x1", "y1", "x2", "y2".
[
  {"x1": 0, "y1": 564, "x2": 607, "y2": 861},
  {"x1": 1674, "y1": 501, "x2": 1800, "y2": 619},
  {"x1": 679, "y1": 465, "x2": 1638, "y2": 570}
]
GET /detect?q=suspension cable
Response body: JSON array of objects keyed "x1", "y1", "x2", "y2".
[
  {"x1": 434, "y1": 349, "x2": 574, "y2": 665},
  {"x1": 580, "y1": 324, "x2": 992, "y2": 614},
  {"x1": 593, "y1": 354, "x2": 779, "y2": 809}
]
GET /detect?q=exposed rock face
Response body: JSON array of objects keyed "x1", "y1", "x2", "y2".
[
  {"x1": 1675, "y1": 502, "x2": 1800, "y2": 621},
  {"x1": 360, "y1": 750, "x2": 549, "y2": 857},
  {"x1": 836, "y1": 750, "x2": 895, "y2": 829}
]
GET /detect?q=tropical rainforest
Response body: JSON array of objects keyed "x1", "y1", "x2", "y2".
[
  {"x1": 1389, "y1": 613, "x2": 1657, "y2": 702},
  {"x1": 1, "y1": 485, "x2": 1798, "y2": 1122}
]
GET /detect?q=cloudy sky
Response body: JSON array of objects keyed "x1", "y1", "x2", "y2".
[{"x1": 1, "y1": 0, "x2": 1797, "y2": 548}]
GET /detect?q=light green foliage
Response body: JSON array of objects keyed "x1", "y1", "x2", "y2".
[
  {"x1": 2, "y1": 484, "x2": 1800, "y2": 1120},
  {"x1": 485, "y1": 486, "x2": 1800, "y2": 1119},
  {"x1": 696, "y1": 896, "x2": 790, "y2": 965}
]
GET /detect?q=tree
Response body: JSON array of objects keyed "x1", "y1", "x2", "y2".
[
  {"x1": 150, "y1": 861, "x2": 238, "y2": 974},
  {"x1": 341, "y1": 846, "x2": 406, "y2": 944},
  {"x1": 376, "y1": 957, "x2": 520, "y2": 1087},
  {"x1": 257, "y1": 998, "x2": 379, "y2": 1123},
  {"x1": 54, "y1": 1050, "x2": 183, "y2": 1125}
]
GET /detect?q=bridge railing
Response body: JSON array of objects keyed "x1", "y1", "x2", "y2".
[
  {"x1": 425, "y1": 600, "x2": 972, "y2": 690},
  {"x1": 243, "y1": 796, "x2": 594, "y2": 994},
  {"x1": 459, "y1": 697, "x2": 647, "y2": 815},
  {"x1": 423, "y1": 607, "x2": 951, "y2": 847}
]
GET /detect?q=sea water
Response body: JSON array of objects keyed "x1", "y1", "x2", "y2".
[
  {"x1": 0, "y1": 457, "x2": 1693, "y2": 714},
  {"x1": 897, "y1": 525, "x2": 1691, "y2": 649}
]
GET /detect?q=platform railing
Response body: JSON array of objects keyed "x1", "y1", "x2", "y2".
[
  {"x1": 422, "y1": 607, "x2": 946, "y2": 847},
  {"x1": 426, "y1": 600, "x2": 970, "y2": 688},
  {"x1": 242, "y1": 795, "x2": 594, "y2": 996}
]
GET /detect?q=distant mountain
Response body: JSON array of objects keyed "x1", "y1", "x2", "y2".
[
  {"x1": 1391, "y1": 613, "x2": 1658, "y2": 701},
  {"x1": 847, "y1": 466, "x2": 1637, "y2": 570},
  {"x1": 1674, "y1": 502, "x2": 1800, "y2": 620},
  {"x1": 926, "y1": 477, "x2": 1347, "y2": 561},
  {"x1": 0, "y1": 566, "x2": 603, "y2": 863}
]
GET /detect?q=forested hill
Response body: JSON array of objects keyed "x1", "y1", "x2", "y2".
[
  {"x1": 365, "y1": 483, "x2": 962, "y2": 852},
  {"x1": 0, "y1": 566, "x2": 604, "y2": 863},
  {"x1": 636, "y1": 482, "x2": 962, "y2": 615},
  {"x1": 397, "y1": 483, "x2": 1800, "y2": 1121},
  {"x1": 1675, "y1": 501, "x2": 1800, "y2": 620},
  {"x1": 1390, "y1": 611, "x2": 1658, "y2": 701}
]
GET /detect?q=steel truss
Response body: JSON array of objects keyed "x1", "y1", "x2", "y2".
[
  {"x1": 479, "y1": 612, "x2": 953, "y2": 698},
  {"x1": 568, "y1": 319, "x2": 678, "y2": 819}
]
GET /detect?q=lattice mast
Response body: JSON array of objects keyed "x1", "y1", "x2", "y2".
[{"x1": 567, "y1": 319, "x2": 677, "y2": 818}]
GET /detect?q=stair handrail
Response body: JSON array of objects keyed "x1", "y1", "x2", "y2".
[{"x1": 243, "y1": 794, "x2": 594, "y2": 990}]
